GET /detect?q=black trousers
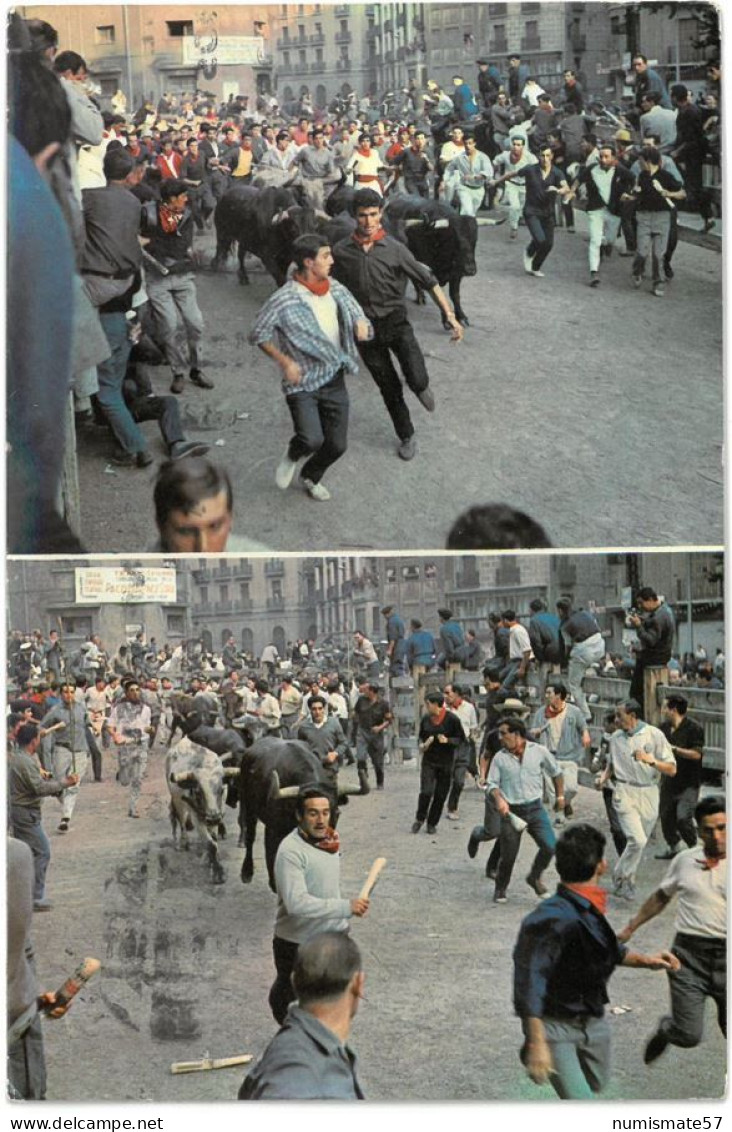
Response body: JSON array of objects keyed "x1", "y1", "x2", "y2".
[
  {"x1": 286, "y1": 371, "x2": 349, "y2": 484},
  {"x1": 660, "y1": 933, "x2": 726, "y2": 1048},
  {"x1": 358, "y1": 311, "x2": 430, "y2": 442},
  {"x1": 269, "y1": 936, "x2": 299, "y2": 1024},
  {"x1": 525, "y1": 211, "x2": 556, "y2": 270},
  {"x1": 416, "y1": 756, "x2": 454, "y2": 828},
  {"x1": 659, "y1": 782, "x2": 699, "y2": 849}
]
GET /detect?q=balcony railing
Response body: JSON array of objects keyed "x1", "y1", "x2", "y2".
[
  {"x1": 334, "y1": 4, "x2": 349, "y2": 16},
  {"x1": 212, "y1": 566, "x2": 232, "y2": 580},
  {"x1": 521, "y1": 36, "x2": 542, "y2": 51},
  {"x1": 195, "y1": 600, "x2": 213, "y2": 614},
  {"x1": 310, "y1": 60, "x2": 324, "y2": 72},
  {"x1": 265, "y1": 560, "x2": 285, "y2": 577},
  {"x1": 232, "y1": 563, "x2": 253, "y2": 580},
  {"x1": 336, "y1": 58, "x2": 351, "y2": 71},
  {"x1": 215, "y1": 600, "x2": 233, "y2": 613},
  {"x1": 570, "y1": 33, "x2": 587, "y2": 52},
  {"x1": 490, "y1": 39, "x2": 508, "y2": 54},
  {"x1": 335, "y1": 30, "x2": 352, "y2": 44},
  {"x1": 266, "y1": 596, "x2": 285, "y2": 610},
  {"x1": 309, "y1": 31, "x2": 325, "y2": 45},
  {"x1": 294, "y1": 61, "x2": 309, "y2": 73}
]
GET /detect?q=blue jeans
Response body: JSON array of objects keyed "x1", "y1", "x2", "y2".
[
  {"x1": 11, "y1": 806, "x2": 51, "y2": 901},
  {"x1": 499, "y1": 658, "x2": 523, "y2": 693},
  {"x1": 286, "y1": 371, "x2": 349, "y2": 484},
  {"x1": 96, "y1": 313, "x2": 148, "y2": 455},
  {"x1": 496, "y1": 799, "x2": 556, "y2": 891},
  {"x1": 541, "y1": 1015, "x2": 612, "y2": 1099}
]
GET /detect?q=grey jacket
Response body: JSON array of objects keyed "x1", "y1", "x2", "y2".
[{"x1": 239, "y1": 1005, "x2": 364, "y2": 1099}]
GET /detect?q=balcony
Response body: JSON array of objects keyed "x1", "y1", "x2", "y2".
[
  {"x1": 334, "y1": 4, "x2": 349, "y2": 16},
  {"x1": 265, "y1": 560, "x2": 285, "y2": 577},
  {"x1": 232, "y1": 562, "x2": 253, "y2": 580},
  {"x1": 488, "y1": 3, "x2": 507, "y2": 14},
  {"x1": 490, "y1": 39, "x2": 508, "y2": 54},
  {"x1": 266, "y1": 596, "x2": 285, "y2": 611},
  {"x1": 236, "y1": 598, "x2": 254, "y2": 612},
  {"x1": 215, "y1": 600, "x2": 233, "y2": 613},
  {"x1": 191, "y1": 567, "x2": 211, "y2": 583},
  {"x1": 195, "y1": 600, "x2": 213, "y2": 614},
  {"x1": 335, "y1": 30, "x2": 352, "y2": 44},
  {"x1": 309, "y1": 31, "x2": 325, "y2": 45},
  {"x1": 521, "y1": 36, "x2": 542, "y2": 51},
  {"x1": 336, "y1": 58, "x2": 351, "y2": 71},
  {"x1": 278, "y1": 60, "x2": 294, "y2": 74},
  {"x1": 212, "y1": 565, "x2": 232, "y2": 580},
  {"x1": 294, "y1": 61, "x2": 309, "y2": 73},
  {"x1": 310, "y1": 60, "x2": 324, "y2": 72},
  {"x1": 276, "y1": 36, "x2": 291, "y2": 50}
]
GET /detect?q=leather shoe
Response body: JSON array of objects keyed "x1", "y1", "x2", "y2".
[
  {"x1": 417, "y1": 387, "x2": 435, "y2": 412},
  {"x1": 170, "y1": 373, "x2": 186, "y2": 394},
  {"x1": 190, "y1": 368, "x2": 214, "y2": 389},
  {"x1": 398, "y1": 436, "x2": 417, "y2": 461},
  {"x1": 170, "y1": 440, "x2": 210, "y2": 461},
  {"x1": 411, "y1": 820, "x2": 423, "y2": 834},
  {"x1": 526, "y1": 874, "x2": 549, "y2": 897},
  {"x1": 644, "y1": 1027, "x2": 670, "y2": 1064},
  {"x1": 136, "y1": 451, "x2": 154, "y2": 468},
  {"x1": 33, "y1": 900, "x2": 53, "y2": 912},
  {"x1": 426, "y1": 824, "x2": 437, "y2": 835},
  {"x1": 493, "y1": 888, "x2": 508, "y2": 903},
  {"x1": 467, "y1": 832, "x2": 480, "y2": 859},
  {"x1": 655, "y1": 846, "x2": 680, "y2": 859}
]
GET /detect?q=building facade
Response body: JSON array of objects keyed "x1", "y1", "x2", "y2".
[
  {"x1": 272, "y1": 3, "x2": 376, "y2": 108},
  {"x1": 18, "y1": 4, "x2": 278, "y2": 106},
  {"x1": 6, "y1": 559, "x2": 191, "y2": 653}
]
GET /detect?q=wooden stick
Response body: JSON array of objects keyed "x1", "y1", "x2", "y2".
[
  {"x1": 171, "y1": 1054, "x2": 253, "y2": 1075},
  {"x1": 359, "y1": 857, "x2": 387, "y2": 900}
]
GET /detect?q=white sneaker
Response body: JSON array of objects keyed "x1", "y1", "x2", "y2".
[
  {"x1": 530, "y1": 269, "x2": 545, "y2": 278},
  {"x1": 523, "y1": 249, "x2": 533, "y2": 274},
  {"x1": 302, "y1": 478, "x2": 331, "y2": 501},
  {"x1": 275, "y1": 449, "x2": 299, "y2": 490},
  {"x1": 446, "y1": 811, "x2": 459, "y2": 821}
]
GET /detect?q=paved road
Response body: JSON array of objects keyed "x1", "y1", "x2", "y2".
[
  {"x1": 75, "y1": 206, "x2": 723, "y2": 554},
  {"x1": 30, "y1": 739, "x2": 725, "y2": 1103}
]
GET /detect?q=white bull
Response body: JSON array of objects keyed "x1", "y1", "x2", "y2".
[{"x1": 166, "y1": 738, "x2": 240, "y2": 884}]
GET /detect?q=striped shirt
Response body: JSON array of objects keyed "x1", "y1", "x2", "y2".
[{"x1": 250, "y1": 278, "x2": 366, "y2": 395}]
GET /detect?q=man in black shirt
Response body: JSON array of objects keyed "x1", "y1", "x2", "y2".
[
  {"x1": 141, "y1": 178, "x2": 213, "y2": 394},
  {"x1": 350, "y1": 681, "x2": 392, "y2": 790},
  {"x1": 657, "y1": 695, "x2": 704, "y2": 859},
  {"x1": 391, "y1": 131, "x2": 433, "y2": 197},
  {"x1": 491, "y1": 144, "x2": 571, "y2": 277},
  {"x1": 331, "y1": 189, "x2": 462, "y2": 462},
  {"x1": 670, "y1": 83, "x2": 714, "y2": 231},
  {"x1": 413, "y1": 691, "x2": 464, "y2": 834},
  {"x1": 629, "y1": 146, "x2": 685, "y2": 298},
  {"x1": 628, "y1": 585, "x2": 676, "y2": 721}
]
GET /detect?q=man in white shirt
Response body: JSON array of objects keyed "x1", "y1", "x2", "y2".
[
  {"x1": 601, "y1": 699, "x2": 676, "y2": 901},
  {"x1": 250, "y1": 234, "x2": 370, "y2": 502},
  {"x1": 500, "y1": 610, "x2": 533, "y2": 693},
  {"x1": 618, "y1": 795, "x2": 726, "y2": 1064}
]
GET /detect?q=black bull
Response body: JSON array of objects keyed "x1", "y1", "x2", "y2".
[
  {"x1": 211, "y1": 184, "x2": 321, "y2": 287},
  {"x1": 383, "y1": 196, "x2": 484, "y2": 327},
  {"x1": 238, "y1": 737, "x2": 369, "y2": 891}
]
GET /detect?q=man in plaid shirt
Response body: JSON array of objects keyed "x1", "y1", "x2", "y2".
[{"x1": 250, "y1": 234, "x2": 371, "y2": 502}]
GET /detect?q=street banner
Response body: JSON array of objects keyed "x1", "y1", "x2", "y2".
[
  {"x1": 182, "y1": 35, "x2": 266, "y2": 66},
  {"x1": 75, "y1": 567, "x2": 177, "y2": 605}
]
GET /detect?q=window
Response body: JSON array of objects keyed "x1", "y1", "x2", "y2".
[
  {"x1": 220, "y1": 584, "x2": 229, "y2": 602},
  {"x1": 340, "y1": 19, "x2": 348, "y2": 33},
  {"x1": 240, "y1": 582, "x2": 250, "y2": 602},
  {"x1": 298, "y1": 23, "x2": 305, "y2": 38},
  {"x1": 167, "y1": 614, "x2": 185, "y2": 634},
  {"x1": 284, "y1": 51, "x2": 290, "y2": 65},
  {"x1": 272, "y1": 581, "x2": 283, "y2": 600},
  {"x1": 95, "y1": 25, "x2": 115, "y2": 44},
  {"x1": 166, "y1": 21, "x2": 194, "y2": 37},
  {"x1": 402, "y1": 565, "x2": 420, "y2": 580},
  {"x1": 299, "y1": 49, "x2": 306, "y2": 63},
  {"x1": 316, "y1": 47, "x2": 324, "y2": 63},
  {"x1": 339, "y1": 44, "x2": 349, "y2": 59},
  {"x1": 60, "y1": 615, "x2": 93, "y2": 636},
  {"x1": 315, "y1": 22, "x2": 323, "y2": 35},
  {"x1": 199, "y1": 586, "x2": 208, "y2": 604},
  {"x1": 525, "y1": 20, "x2": 538, "y2": 39}
]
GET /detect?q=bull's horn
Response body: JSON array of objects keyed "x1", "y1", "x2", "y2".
[
  {"x1": 476, "y1": 218, "x2": 494, "y2": 226},
  {"x1": 271, "y1": 209, "x2": 290, "y2": 225},
  {"x1": 223, "y1": 767, "x2": 241, "y2": 778},
  {"x1": 404, "y1": 218, "x2": 425, "y2": 228},
  {"x1": 433, "y1": 218, "x2": 450, "y2": 229},
  {"x1": 171, "y1": 771, "x2": 195, "y2": 785},
  {"x1": 278, "y1": 785, "x2": 301, "y2": 799},
  {"x1": 314, "y1": 209, "x2": 330, "y2": 221}
]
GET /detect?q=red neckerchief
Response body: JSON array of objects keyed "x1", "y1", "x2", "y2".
[
  {"x1": 352, "y1": 227, "x2": 387, "y2": 247},
  {"x1": 696, "y1": 855, "x2": 723, "y2": 870},
  {"x1": 431, "y1": 706, "x2": 448, "y2": 727},
  {"x1": 159, "y1": 203, "x2": 183, "y2": 233},
  {"x1": 298, "y1": 827, "x2": 341, "y2": 854},
  {"x1": 545, "y1": 703, "x2": 565, "y2": 719},
  {"x1": 564, "y1": 882, "x2": 608, "y2": 915},
  {"x1": 294, "y1": 273, "x2": 331, "y2": 297},
  {"x1": 357, "y1": 146, "x2": 373, "y2": 158}
]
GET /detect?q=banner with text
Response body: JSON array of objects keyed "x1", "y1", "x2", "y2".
[{"x1": 75, "y1": 568, "x2": 177, "y2": 605}]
